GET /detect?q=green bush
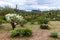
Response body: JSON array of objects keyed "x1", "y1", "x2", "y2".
[
  {"x1": 10, "y1": 30, "x2": 19, "y2": 37},
  {"x1": 50, "y1": 32, "x2": 58, "y2": 38},
  {"x1": 40, "y1": 24, "x2": 49, "y2": 29},
  {"x1": 10, "y1": 28, "x2": 32, "y2": 37},
  {"x1": 18, "y1": 28, "x2": 25, "y2": 37},
  {"x1": 0, "y1": 19, "x2": 3, "y2": 24},
  {"x1": 0, "y1": 16, "x2": 6, "y2": 23},
  {"x1": 24, "y1": 28, "x2": 32, "y2": 37},
  {"x1": 38, "y1": 16, "x2": 45, "y2": 24},
  {"x1": 26, "y1": 18, "x2": 35, "y2": 22},
  {"x1": 20, "y1": 20, "x2": 27, "y2": 27},
  {"x1": 0, "y1": 16, "x2": 5, "y2": 20},
  {"x1": 37, "y1": 16, "x2": 49, "y2": 24},
  {"x1": 30, "y1": 18, "x2": 39, "y2": 24},
  {"x1": 20, "y1": 20, "x2": 27, "y2": 24},
  {"x1": 10, "y1": 28, "x2": 25, "y2": 37},
  {"x1": 40, "y1": 18, "x2": 49, "y2": 24}
]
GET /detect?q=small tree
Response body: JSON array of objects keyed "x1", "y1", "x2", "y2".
[{"x1": 5, "y1": 13, "x2": 24, "y2": 30}]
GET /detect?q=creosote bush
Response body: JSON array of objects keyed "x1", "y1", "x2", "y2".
[
  {"x1": 50, "y1": 31, "x2": 58, "y2": 38},
  {"x1": 40, "y1": 18, "x2": 49, "y2": 24},
  {"x1": 24, "y1": 28, "x2": 32, "y2": 37},
  {"x1": 10, "y1": 28, "x2": 32, "y2": 37},
  {"x1": 40, "y1": 24, "x2": 50, "y2": 29},
  {"x1": 38, "y1": 17, "x2": 49, "y2": 24}
]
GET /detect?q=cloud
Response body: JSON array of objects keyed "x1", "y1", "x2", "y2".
[
  {"x1": 0, "y1": 1, "x2": 12, "y2": 6},
  {"x1": 0, "y1": 0, "x2": 60, "y2": 10},
  {"x1": 0, "y1": 0, "x2": 15, "y2": 8}
]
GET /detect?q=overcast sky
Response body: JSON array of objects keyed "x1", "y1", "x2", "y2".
[{"x1": 0, "y1": 0, "x2": 60, "y2": 11}]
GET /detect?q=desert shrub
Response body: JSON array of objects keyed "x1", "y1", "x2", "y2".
[
  {"x1": 55, "y1": 17, "x2": 60, "y2": 21},
  {"x1": 14, "y1": 28, "x2": 25, "y2": 37},
  {"x1": 37, "y1": 16, "x2": 45, "y2": 24},
  {"x1": 26, "y1": 18, "x2": 34, "y2": 22},
  {"x1": 0, "y1": 16, "x2": 5, "y2": 20},
  {"x1": 10, "y1": 30, "x2": 19, "y2": 37},
  {"x1": 26, "y1": 18, "x2": 36, "y2": 24},
  {"x1": 50, "y1": 32, "x2": 58, "y2": 38},
  {"x1": 30, "y1": 19, "x2": 38, "y2": 24},
  {"x1": 0, "y1": 19, "x2": 6, "y2": 23},
  {"x1": 10, "y1": 28, "x2": 32, "y2": 37},
  {"x1": 40, "y1": 18, "x2": 49, "y2": 24},
  {"x1": 40, "y1": 24, "x2": 49, "y2": 29},
  {"x1": 10, "y1": 28, "x2": 25, "y2": 37},
  {"x1": 21, "y1": 20, "x2": 27, "y2": 24},
  {"x1": 20, "y1": 20, "x2": 27, "y2": 27},
  {"x1": 0, "y1": 19, "x2": 4, "y2": 27},
  {"x1": 25, "y1": 18, "x2": 31, "y2": 22},
  {"x1": 24, "y1": 28, "x2": 32, "y2": 37},
  {"x1": 37, "y1": 16, "x2": 49, "y2": 24},
  {"x1": 0, "y1": 16, "x2": 6, "y2": 23},
  {"x1": 0, "y1": 19, "x2": 2, "y2": 23}
]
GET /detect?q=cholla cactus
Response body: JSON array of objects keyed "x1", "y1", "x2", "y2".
[
  {"x1": 5, "y1": 13, "x2": 24, "y2": 22},
  {"x1": 5, "y1": 13, "x2": 24, "y2": 30}
]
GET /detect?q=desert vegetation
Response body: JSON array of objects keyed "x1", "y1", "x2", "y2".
[{"x1": 0, "y1": 6, "x2": 60, "y2": 40}]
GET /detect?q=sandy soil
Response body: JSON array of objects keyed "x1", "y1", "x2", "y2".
[{"x1": 0, "y1": 21, "x2": 60, "y2": 40}]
